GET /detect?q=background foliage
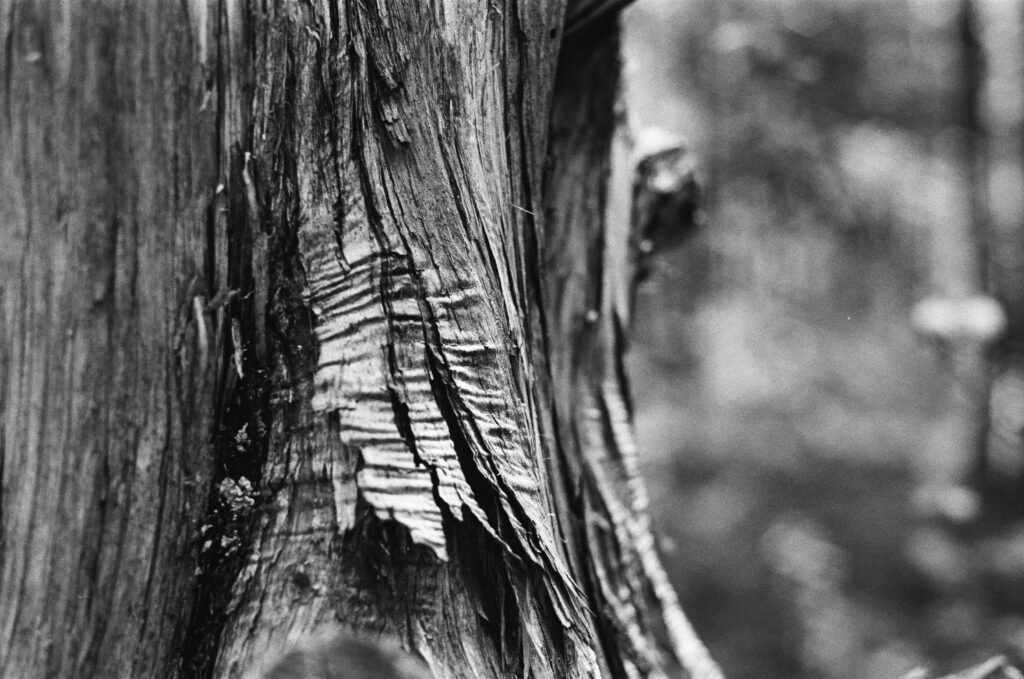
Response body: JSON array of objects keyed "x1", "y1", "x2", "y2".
[{"x1": 624, "y1": 1, "x2": 1024, "y2": 677}]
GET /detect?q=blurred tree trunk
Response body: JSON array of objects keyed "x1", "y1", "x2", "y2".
[
  {"x1": 969, "y1": 0, "x2": 1024, "y2": 514},
  {"x1": 955, "y1": 0, "x2": 995, "y2": 495},
  {"x1": 0, "y1": 3, "x2": 719, "y2": 679},
  {"x1": 911, "y1": 0, "x2": 1001, "y2": 514}
]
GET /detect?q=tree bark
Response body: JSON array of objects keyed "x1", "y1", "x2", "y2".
[
  {"x1": 1, "y1": 3, "x2": 718, "y2": 678},
  {"x1": 1, "y1": 3, "x2": 222, "y2": 676}
]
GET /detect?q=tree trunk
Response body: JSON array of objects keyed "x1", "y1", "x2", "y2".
[
  {"x1": 1, "y1": 2, "x2": 719, "y2": 679},
  {"x1": 907, "y1": 0, "x2": 1002, "y2": 518}
]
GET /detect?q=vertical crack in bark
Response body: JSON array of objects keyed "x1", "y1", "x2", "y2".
[
  {"x1": 180, "y1": 0, "x2": 267, "y2": 667},
  {"x1": 181, "y1": 149, "x2": 270, "y2": 678}
]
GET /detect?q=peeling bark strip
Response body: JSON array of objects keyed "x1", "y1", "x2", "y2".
[
  {"x1": 300, "y1": 212, "x2": 486, "y2": 559},
  {"x1": 2, "y1": 1, "x2": 716, "y2": 678}
]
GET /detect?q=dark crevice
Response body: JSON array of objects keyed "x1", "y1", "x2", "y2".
[
  {"x1": 424, "y1": 346, "x2": 505, "y2": 540},
  {"x1": 411, "y1": 291, "x2": 587, "y2": 649},
  {"x1": 180, "y1": 172, "x2": 271, "y2": 679},
  {"x1": 420, "y1": 352, "x2": 538, "y2": 664},
  {"x1": 179, "y1": 5, "x2": 270, "y2": 662}
]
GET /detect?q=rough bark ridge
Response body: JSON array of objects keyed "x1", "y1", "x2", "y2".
[{"x1": 1, "y1": 2, "x2": 715, "y2": 678}]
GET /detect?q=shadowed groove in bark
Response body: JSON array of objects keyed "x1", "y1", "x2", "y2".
[{"x1": 179, "y1": 152, "x2": 274, "y2": 677}]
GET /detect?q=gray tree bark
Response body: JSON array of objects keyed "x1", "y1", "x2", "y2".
[{"x1": 0, "y1": 2, "x2": 719, "y2": 678}]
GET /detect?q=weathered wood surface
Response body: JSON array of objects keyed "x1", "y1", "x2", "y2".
[
  {"x1": 1, "y1": 2, "x2": 716, "y2": 678},
  {"x1": 0, "y1": 3, "x2": 224, "y2": 676}
]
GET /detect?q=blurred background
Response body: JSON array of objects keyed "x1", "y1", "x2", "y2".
[{"x1": 622, "y1": 1, "x2": 1024, "y2": 677}]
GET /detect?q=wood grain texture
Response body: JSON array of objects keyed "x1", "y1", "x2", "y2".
[
  {"x1": 1, "y1": 2, "x2": 711, "y2": 678},
  {"x1": 0, "y1": 1, "x2": 225, "y2": 676}
]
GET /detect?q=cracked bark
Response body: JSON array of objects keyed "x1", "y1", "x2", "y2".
[{"x1": 1, "y1": 2, "x2": 718, "y2": 678}]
